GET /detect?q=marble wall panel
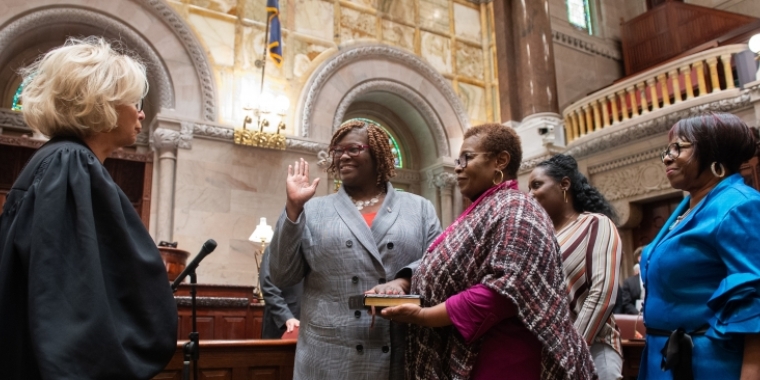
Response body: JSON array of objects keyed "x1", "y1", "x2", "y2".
[
  {"x1": 419, "y1": 0, "x2": 450, "y2": 34},
  {"x1": 457, "y1": 82, "x2": 486, "y2": 123},
  {"x1": 291, "y1": 39, "x2": 331, "y2": 77},
  {"x1": 241, "y1": 26, "x2": 287, "y2": 75},
  {"x1": 455, "y1": 43, "x2": 484, "y2": 81},
  {"x1": 187, "y1": 13, "x2": 236, "y2": 67},
  {"x1": 242, "y1": 0, "x2": 290, "y2": 23},
  {"x1": 381, "y1": 20, "x2": 415, "y2": 52},
  {"x1": 294, "y1": 0, "x2": 335, "y2": 41},
  {"x1": 340, "y1": 7, "x2": 378, "y2": 41},
  {"x1": 420, "y1": 31, "x2": 452, "y2": 74},
  {"x1": 346, "y1": 0, "x2": 378, "y2": 9},
  {"x1": 186, "y1": 0, "x2": 236, "y2": 14},
  {"x1": 378, "y1": 0, "x2": 415, "y2": 25},
  {"x1": 453, "y1": 2, "x2": 481, "y2": 43},
  {"x1": 554, "y1": 43, "x2": 622, "y2": 109},
  {"x1": 717, "y1": 0, "x2": 760, "y2": 18}
]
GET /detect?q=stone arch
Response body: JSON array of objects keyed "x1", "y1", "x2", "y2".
[
  {"x1": 0, "y1": 0, "x2": 217, "y2": 122},
  {"x1": 297, "y1": 43, "x2": 468, "y2": 162}
]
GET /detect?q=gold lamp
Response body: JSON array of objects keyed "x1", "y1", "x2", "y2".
[
  {"x1": 249, "y1": 217, "x2": 274, "y2": 301},
  {"x1": 234, "y1": 92, "x2": 290, "y2": 150}
]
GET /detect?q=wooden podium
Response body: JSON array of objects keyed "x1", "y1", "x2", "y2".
[{"x1": 153, "y1": 284, "x2": 295, "y2": 380}]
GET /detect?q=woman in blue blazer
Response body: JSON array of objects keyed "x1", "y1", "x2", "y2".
[{"x1": 640, "y1": 112, "x2": 760, "y2": 379}]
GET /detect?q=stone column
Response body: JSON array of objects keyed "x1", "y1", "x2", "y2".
[
  {"x1": 431, "y1": 172, "x2": 458, "y2": 227},
  {"x1": 493, "y1": 0, "x2": 563, "y2": 154},
  {"x1": 151, "y1": 121, "x2": 193, "y2": 243}
]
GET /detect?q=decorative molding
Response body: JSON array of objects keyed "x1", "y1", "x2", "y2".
[
  {"x1": 467, "y1": 0, "x2": 493, "y2": 3},
  {"x1": 0, "y1": 7, "x2": 174, "y2": 111},
  {"x1": 141, "y1": 0, "x2": 217, "y2": 121},
  {"x1": 0, "y1": 134, "x2": 45, "y2": 149},
  {"x1": 193, "y1": 123, "x2": 235, "y2": 141},
  {"x1": 333, "y1": 80, "x2": 450, "y2": 156},
  {"x1": 394, "y1": 169, "x2": 422, "y2": 183},
  {"x1": 430, "y1": 172, "x2": 457, "y2": 189},
  {"x1": 588, "y1": 146, "x2": 664, "y2": 175},
  {"x1": 591, "y1": 161, "x2": 671, "y2": 202},
  {"x1": 519, "y1": 90, "x2": 753, "y2": 173},
  {"x1": 152, "y1": 126, "x2": 192, "y2": 150},
  {"x1": 519, "y1": 154, "x2": 552, "y2": 173},
  {"x1": 174, "y1": 297, "x2": 249, "y2": 308},
  {"x1": 301, "y1": 44, "x2": 469, "y2": 138},
  {"x1": 552, "y1": 30, "x2": 622, "y2": 61},
  {"x1": 0, "y1": 109, "x2": 28, "y2": 131},
  {"x1": 286, "y1": 138, "x2": 330, "y2": 154},
  {"x1": 0, "y1": 134, "x2": 152, "y2": 162}
]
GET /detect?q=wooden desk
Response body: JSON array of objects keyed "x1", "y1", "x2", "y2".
[
  {"x1": 175, "y1": 284, "x2": 265, "y2": 340},
  {"x1": 622, "y1": 339, "x2": 645, "y2": 380},
  {"x1": 154, "y1": 340, "x2": 296, "y2": 380}
]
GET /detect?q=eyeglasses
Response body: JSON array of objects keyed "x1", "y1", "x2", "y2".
[
  {"x1": 660, "y1": 142, "x2": 693, "y2": 162},
  {"x1": 135, "y1": 98, "x2": 144, "y2": 112},
  {"x1": 330, "y1": 144, "x2": 370, "y2": 158},
  {"x1": 455, "y1": 152, "x2": 489, "y2": 168}
]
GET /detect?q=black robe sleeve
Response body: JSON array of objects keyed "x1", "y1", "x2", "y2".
[{"x1": 0, "y1": 139, "x2": 177, "y2": 380}]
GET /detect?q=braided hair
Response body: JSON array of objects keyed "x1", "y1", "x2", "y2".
[
  {"x1": 536, "y1": 154, "x2": 617, "y2": 221},
  {"x1": 327, "y1": 119, "x2": 396, "y2": 191}
]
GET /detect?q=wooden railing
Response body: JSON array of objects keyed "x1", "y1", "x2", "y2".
[{"x1": 562, "y1": 44, "x2": 747, "y2": 145}]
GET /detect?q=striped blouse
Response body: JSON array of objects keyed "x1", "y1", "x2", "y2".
[{"x1": 557, "y1": 212, "x2": 623, "y2": 356}]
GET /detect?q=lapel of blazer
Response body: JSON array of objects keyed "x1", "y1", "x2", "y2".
[
  {"x1": 371, "y1": 183, "x2": 399, "y2": 244},
  {"x1": 334, "y1": 186, "x2": 382, "y2": 264}
]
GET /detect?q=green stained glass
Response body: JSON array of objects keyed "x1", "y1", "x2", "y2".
[{"x1": 11, "y1": 81, "x2": 24, "y2": 111}]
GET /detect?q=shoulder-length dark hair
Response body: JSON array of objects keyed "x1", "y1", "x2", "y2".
[
  {"x1": 536, "y1": 154, "x2": 617, "y2": 221},
  {"x1": 669, "y1": 112, "x2": 758, "y2": 175}
]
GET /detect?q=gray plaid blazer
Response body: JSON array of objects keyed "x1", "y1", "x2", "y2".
[{"x1": 269, "y1": 183, "x2": 441, "y2": 380}]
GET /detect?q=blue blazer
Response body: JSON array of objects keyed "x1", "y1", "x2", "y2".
[{"x1": 640, "y1": 174, "x2": 760, "y2": 379}]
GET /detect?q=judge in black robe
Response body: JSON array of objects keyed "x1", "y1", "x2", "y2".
[{"x1": 0, "y1": 37, "x2": 177, "y2": 380}]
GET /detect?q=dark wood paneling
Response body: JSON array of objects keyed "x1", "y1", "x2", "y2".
[
  {"x1": 621, "y1": 2, "x2": 758, "y2": 75},
  {"x1": 154, "y1": 340, "x2": 296, "y2": 380},
  {"x1": 175, "y1": 284, "x2": 265, "y2": 341},
  {"x1": 632, "y1": 196, "x2": 683, "y2": 249}
]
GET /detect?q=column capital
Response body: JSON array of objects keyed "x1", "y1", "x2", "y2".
[{"x1": 152, "y1": 124, "x2": 193, "y2": 150}]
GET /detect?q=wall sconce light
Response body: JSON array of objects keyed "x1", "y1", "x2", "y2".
[
  {"x1": 249, "y1": 217, "x2": 274, "y2": 301},
  {"x1": 234, "y1": 92, "x2": 290, "y2": 150}
]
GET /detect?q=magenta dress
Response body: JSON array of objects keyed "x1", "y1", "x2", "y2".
[{"x1": 446, "y1": 284, "x2": 542, "y2": 380}]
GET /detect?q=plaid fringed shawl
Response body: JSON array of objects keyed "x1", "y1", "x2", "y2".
[{"x1": 407, "y1": 182, "x2": 598, "y2": 380}]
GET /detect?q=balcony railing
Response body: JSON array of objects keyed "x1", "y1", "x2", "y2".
[{"x1": 562, "y1": 44, "x2": 748, "y2": 145}]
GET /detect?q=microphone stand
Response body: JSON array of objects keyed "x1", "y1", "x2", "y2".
[
  {"x1": 172, "y1": 239, "x2": 216, "y2": 380},
  {"x1": 182, "y1": 270, "x2": 200, "y2": 380}
]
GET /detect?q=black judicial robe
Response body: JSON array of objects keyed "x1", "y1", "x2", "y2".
[{"x1": 0, "y1": 137, "x2": 177, "y2": 380}]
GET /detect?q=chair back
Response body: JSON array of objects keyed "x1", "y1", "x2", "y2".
[{"x1": 615, "y1": 314, "x2": 646, "y2": 340}]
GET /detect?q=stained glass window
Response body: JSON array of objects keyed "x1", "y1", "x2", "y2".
[
  {"x1": 11, "y1": 81, "x2": 24, "y2": 111},
  {"x1": 350, "y1": 118, "x2": 403, "y2": 169},
  {"x1": 567, "y1": 0, "x2": 593, "y2": 34}
]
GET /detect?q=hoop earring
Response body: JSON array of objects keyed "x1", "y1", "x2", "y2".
[
  {"x1": 493, "y1": 169, "x2": 504, "y2": 185},
  {"x1": 710, "y1": 162, "x2": 726, "y2": 178},
  {"x1": 563, "y1": 189, "x2": 568, "y2": 203}
]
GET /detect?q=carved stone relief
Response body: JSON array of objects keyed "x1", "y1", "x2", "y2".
[
  {"x1": 591, "y1": 161, "x2": 671, "y2": 202},
  {"x1": 152, "y1": 127, "x2": 192, "y2": 150},
  {"x1": 0, "y1": 7, "x2": 174, "y2": 113},
  {"x1": 301, "y1": 44, "x2": 469, "y2": 138},
  {"x1": 333, "y1": 80, "x2": 451, "y2": 157},
  {"x1": 430, "y1": 172, "x2": 458, "y2": 189}
]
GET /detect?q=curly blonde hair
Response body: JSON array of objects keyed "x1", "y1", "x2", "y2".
[
  {"x1": 328, "y1": 119, "x2": 396, "y2": 191},
  {"x1": 19, "y1": 36, "x2": 148, "y2": 138}
]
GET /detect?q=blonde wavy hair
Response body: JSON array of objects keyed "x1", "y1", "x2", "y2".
[{"x1": 19, "y1": 36, "x2": 148, "y2": 138}]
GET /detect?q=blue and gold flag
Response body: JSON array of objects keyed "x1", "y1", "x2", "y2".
[{"x1": 267, "y1": 0, "x2": 283, "y2": 67}]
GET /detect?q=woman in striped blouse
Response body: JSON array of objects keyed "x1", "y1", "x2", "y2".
[{"x1": 529, "y1": 154, "x2": 623, "y2": 380}]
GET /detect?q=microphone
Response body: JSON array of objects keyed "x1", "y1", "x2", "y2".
[{"x1": 171, "y1": 239, "x2": 217, "y2": 292}]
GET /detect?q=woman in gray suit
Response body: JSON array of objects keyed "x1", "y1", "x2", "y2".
[{"x1": 268, "y1": 119, "x2": 442, "y2": 380}]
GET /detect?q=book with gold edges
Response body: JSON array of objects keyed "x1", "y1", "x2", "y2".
[{"x1": 348, "y1": 294, "x2": 422, "y2": 309}]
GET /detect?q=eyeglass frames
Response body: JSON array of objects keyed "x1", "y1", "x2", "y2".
[
  {"x1": 455, "y1": 152, "x2": 489, "y2": 168},
  {"x1": 660, "y1": 142, "x2": 693, "y2": 163},
  {"x1": 330, "y1": 144, "x2": 370, "y2": 158},
  {"x1": 134, "y1": 98, "x2": 144, "y2": 112}
]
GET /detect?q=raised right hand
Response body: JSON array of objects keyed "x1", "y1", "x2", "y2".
[{"x1": 286, "y1": 158, "x2": 320, "y2": 220}]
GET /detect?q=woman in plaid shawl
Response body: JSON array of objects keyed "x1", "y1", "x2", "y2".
[{"x1": 379, "y1": 124, "x2": 596, "y2": 379}]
